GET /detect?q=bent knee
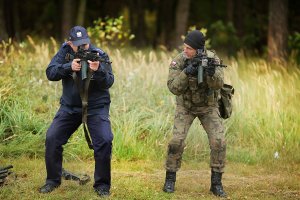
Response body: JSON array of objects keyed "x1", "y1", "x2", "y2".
[
  {"x1": 168, "y1": 139, "x2": 185, "y2": 154},
  {"x1": 210, "y1": 138, "x2": 226, "y2": 151}
]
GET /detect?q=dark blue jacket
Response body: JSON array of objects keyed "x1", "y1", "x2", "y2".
[{"x1": 46, "y1": 43, "x2": 114, "y2": 114}]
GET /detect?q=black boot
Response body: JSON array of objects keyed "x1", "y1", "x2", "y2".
[
  {"x1": 210, "y1": 170, "x2": 227, "y2": 198},
  {"x1": 163, "y1": 171, "x2": 176, "y2": 193}
]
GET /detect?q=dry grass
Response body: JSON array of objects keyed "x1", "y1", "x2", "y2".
[{"x1": 1, "y1": 157, "x2": 299, "y2": 200}]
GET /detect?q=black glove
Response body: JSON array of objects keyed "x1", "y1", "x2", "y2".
[
  {"x1": 184, "y1": 64, "x2": 198, "y2": 76},
  {"x1": 205, "y1": 67, "x2": 215, "y2": 77}
]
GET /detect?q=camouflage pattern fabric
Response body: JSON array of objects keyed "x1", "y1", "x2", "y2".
[{"x1": 165, "y1": 50, "x2": 226, "y2": 173}]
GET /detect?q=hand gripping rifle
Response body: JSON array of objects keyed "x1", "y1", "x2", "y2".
[
  {"x1": 188, "y1": 50, "x2": 227, "y2": 84},
  {"x1": 74, "y1": 46, "x2": 112, "y2": 80}
]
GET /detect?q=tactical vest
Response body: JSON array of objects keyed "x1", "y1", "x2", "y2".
[{"x1": 178, "y1": 50, "x2": 221, "y2": 109}]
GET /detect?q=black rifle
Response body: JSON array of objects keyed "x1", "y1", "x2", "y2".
[
  {"x1": 62, "y1": 168, "x2": 90, "y2": 185},
  {"x1": 75, "y1": 45, "x2": 112, "y2": 80},
  {"x1": 0, "y1": 165, "x2": 13, "y2": 172},
  {"x1": 186, "y1": 50, "x2": 227, "y2": 84},
  {"x1": 0, "y1": 165, "x2": 13, "y2": 186}
]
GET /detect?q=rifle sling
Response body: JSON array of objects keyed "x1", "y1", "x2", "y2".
[{"x1": 72, "y1": 69, "x2": 94, "y2": 150}]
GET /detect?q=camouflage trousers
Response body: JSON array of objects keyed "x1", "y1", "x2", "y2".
[{"x1": 165, "y1": 104, "x2": 226, "y2": 173}]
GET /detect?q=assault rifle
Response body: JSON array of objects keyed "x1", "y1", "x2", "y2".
[
  {"x1": 0, "y1": 165, "x2": 13, "y2": 186},
  {"x1": 186, "y1": 50, "x2": 227, "y2": 84},
  {"x1": 62, "y1": 168, "x2": 90, "y2": 185},
  {"x1": 65, "y1": 45, "x2": 112, "y2": 80},
  {"x1": 76, "y1": 46, "x2": 112, "y2": 80}
]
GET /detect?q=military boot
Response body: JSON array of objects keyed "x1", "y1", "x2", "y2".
[
  {"x1": 163, "y1": 171, "x2": 176, "y2": 193},
  {"x1": 210, "y1": 170, "x2": 227, "y2": 198}
]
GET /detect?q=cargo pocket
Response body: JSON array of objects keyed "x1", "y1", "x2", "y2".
[
  {"x1": 182, "y1": 91, "x2": 192, "y2": 109},
  {"x1": 206, "y1": 89, "x2": 215, "y2": 106},
  {"x1": 188, "y1": 77, "x2": 198, "y2": 91},
  {"x1": 191, "y1": 90, "x2": 202, "y2": 104}
]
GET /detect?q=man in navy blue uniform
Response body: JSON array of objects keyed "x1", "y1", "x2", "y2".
[{"x1": 39, "y1": 26, "x2": 114, "y2": 197}]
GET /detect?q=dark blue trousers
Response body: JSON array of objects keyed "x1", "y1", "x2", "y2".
[{"x1": 44, "y1": 105, "x2": 113, "y2": 190}]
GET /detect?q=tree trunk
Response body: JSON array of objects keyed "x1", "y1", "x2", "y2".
[
  {"x1": 268, "y1": 0, "x2": 288, "y2": 63},
  {"x1": 210, "y1": 0, "x2": 216, "y2": 22},
  {"x1": 129, "y1": 0, "x2": 147, "y2": 47},
  {"x1": 155, "y1": 0, "x2": 176, "y2": 50},
  {"x1": 173, "y1": 0, "x2": 190, "y2": 50},
  {"x1": 3, "y1": 0, "x2": 14, "y2": 39},
  {"x1": 61, "y1": 0, "x2": 73, "y2": 41},
  {"x1": 227, "y1": 0, "x2": 234, "y2": 22},
  {"x1": 0, "y1": 0, "x2": 8, "y2": 40},
  {"x1": 76, "y1": 0, "x2": 86, "y2": 26},
  {"x1": 12, "y1": 0, "x2": 20, "y2": 41},
  {"x1": 234, "y1": 0, "x2": 244, "y2": 38}
]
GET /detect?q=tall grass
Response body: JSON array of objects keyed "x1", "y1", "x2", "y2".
[
  {"x1": 0, "y1": 38, "x2": 299, "y2": 165},
  {"x1": 225, "y1": 57, "x2": 300, "y2": 164}
]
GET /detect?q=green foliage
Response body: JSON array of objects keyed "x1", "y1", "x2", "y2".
[
  {"x1": 288, "y1": 32, "x2": 300, "y2": 64},
  {"x1": 208, "y1": 20, "x2": 240, "y2": 56},
  {"x1": 87, "y1": 16, "x2": 135, "y2": 47}
]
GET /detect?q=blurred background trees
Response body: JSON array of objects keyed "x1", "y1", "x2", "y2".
[{"x1": 0, "y1": 0, "x2": 299, "y2": 62}]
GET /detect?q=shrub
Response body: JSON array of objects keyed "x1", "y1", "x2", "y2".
[{"x1": 87, "y1": 16, "x2": 135, "y2": 47}]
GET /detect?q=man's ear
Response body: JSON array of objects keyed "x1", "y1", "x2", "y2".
[{"x1": 67, "y1": 41, "x2": 78, "y2": 52}]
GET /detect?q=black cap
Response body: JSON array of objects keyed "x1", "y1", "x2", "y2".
[
  {"x1": 184, "y1": 30, "x2": 205, "y2": 50},
  {"x1": 68, "y1": 26, "x2": 90, "y2": 46}
]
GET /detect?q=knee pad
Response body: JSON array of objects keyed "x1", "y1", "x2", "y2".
[{"x1": 168, "y1": 140, "x2": 185, "y2": 154}]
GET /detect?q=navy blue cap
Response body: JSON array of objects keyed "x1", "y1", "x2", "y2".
[{"x1": 68, "y1": 26, "x2": 90, "y2": 46}]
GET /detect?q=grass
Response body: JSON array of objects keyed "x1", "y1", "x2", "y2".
[
  {"x1": 1, "y1": 38, "x2": 300, "y2": 163},
  {"x1": 0, "y1": 157, "x2": 299, "y2": 200}
]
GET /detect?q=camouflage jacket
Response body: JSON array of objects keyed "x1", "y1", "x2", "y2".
[{"x1": 167, "y1": 49, "x2": 224, "y2": 108}]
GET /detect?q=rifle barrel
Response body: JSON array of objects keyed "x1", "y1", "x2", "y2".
[{"x1": 0, "y1": 165, "x2": 13, "y2": 171}]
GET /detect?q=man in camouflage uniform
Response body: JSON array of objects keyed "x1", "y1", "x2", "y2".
[{"x1": 163, "y1": 30, "x2": 227, "y2": 197}]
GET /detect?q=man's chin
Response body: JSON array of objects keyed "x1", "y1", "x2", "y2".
[{"x1": 183, "y1": 54, "x2": 191, "y2": 59}]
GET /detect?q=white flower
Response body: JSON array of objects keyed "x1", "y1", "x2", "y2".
[{"x1": 274, "y1": 151, "x2": 279, "y2": 159}]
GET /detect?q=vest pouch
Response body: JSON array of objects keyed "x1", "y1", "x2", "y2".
[
  {"x1": 188, "y1": 77, "x2": 198, "y2": 91},
  {"x1": 218, "y1": 84, "x2": 234, "y2": 119},
  {"x1": 182, "y1": 90, "x2": 192, "y2": 109},
  {"x1": 191, "y1": 90, "x2": 202, "y2": 104},
  {"x1": 183, "y1": 100, "x2": 192, "y2": 109},
  {"x1": 206, "y1": 89, "x2": 215, "y2": 106}
]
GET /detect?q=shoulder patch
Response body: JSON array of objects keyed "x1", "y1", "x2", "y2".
[
  {"x1": 170, "y1": 60, "x2": 177, "y2": 67},
  {"x1": 170, "y1": 52, "x2": 185, "y2": 67}
]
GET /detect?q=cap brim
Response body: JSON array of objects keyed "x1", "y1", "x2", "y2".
[{"x1": 72, "y1": 38, "x2": 90, "y2": 46}]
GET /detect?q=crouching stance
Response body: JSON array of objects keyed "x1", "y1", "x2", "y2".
[{"x1": 39, "y1": 26, "x2": 114, "y2": 197}]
